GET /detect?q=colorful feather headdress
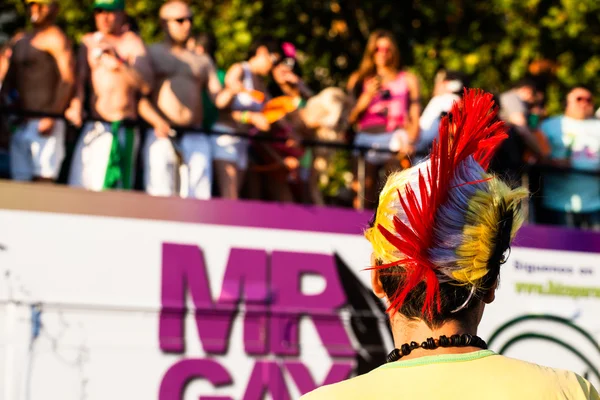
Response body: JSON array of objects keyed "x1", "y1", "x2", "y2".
[{"x1": 365, "y1": 89, "x2": 527, "y2": 317}]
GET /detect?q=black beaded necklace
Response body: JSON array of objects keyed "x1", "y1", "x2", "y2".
[{"x1": 386, "y1": 333, "x2": 488, "y2": 363}]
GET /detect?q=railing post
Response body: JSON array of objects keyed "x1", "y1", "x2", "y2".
[{"x1": 356, "y1": 150, "x2": 366, "y2": 211}]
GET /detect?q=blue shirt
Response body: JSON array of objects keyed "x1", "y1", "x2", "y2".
[{"x1": 541, "y1": 116, "x2": 600, "y2": 212}]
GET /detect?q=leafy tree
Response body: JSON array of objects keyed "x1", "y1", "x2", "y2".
[
  {"x1": 2, "y1": 0, "x2": 600, "y2": 200},
  {"x1": 4, "y1": 0, "x2": 600, "y2": 112}
]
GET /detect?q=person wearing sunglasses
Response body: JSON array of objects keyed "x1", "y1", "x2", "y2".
[
  {"x1": 539, "y1": 86, "x2": 600, "y2": 230},
  {"x1": 66, "y1": 0, "x2": 166, "y2": 191},
  {"x1": 0, "y1": 0, "x2": 74, "y2": 182},
  {"x1": 347, "y1": 30, "x2": 421, "y2": 210},
  {"x1": 142, "y1": 0, "x2": 233, "y2": 199}
]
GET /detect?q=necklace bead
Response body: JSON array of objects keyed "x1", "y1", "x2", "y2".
[{"x1": 386, "y1": 334, "x2": 488, "y2": 363}]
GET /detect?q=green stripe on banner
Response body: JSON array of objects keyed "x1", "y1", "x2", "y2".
[{"x1": 103, "y1": 121, "x2": 134, "y2": 190}]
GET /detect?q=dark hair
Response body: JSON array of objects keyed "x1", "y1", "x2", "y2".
[
  {"x1": 567, "y1": 84, "x2": 594, "y2": 95},
  {"x1": 368, "y1": 207, "x2": 506, "y2": 329},
  {"x1": 514, "y1": 77, "x2": 538, "y2": 91},
  {"x1": 195, "y1": 31, "x2": 217, "y2": 61},
  {"x1": 247, "y1": 36, "x2": 281, "y2": 59}
]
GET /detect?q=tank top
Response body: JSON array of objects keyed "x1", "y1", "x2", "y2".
[
  {"x1": 358, "y1": 72, "x2": 409, "y2": 132},
  {"x1": 230, "y1": 62, "x2": 265, "y2": 112}
]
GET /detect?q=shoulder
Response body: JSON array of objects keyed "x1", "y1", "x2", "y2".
[
  {"x1": 80, "y1": 32, "x2": 95, "y2": 47},
  {"x1": 300, "y1": 370, "x2": 379, "y2": 400},
  {"x1": 45, "y1": 26, "x2": 68, "y2": 42},
  {"x1": 148, "y1": 42, "x2": 165, "y2": 56},
  {"x1": 42, "y1": 26, "x2": 70, "y2": 50},
  {"x1": 122, "y1": 31, "x2": 146, "y2": 51},
  {"x1": 346, "y1": 72, "x2": 361, "y2": 91},
  {"x1": 226, "y1": 62, "x2": 243, "y2": 77},
  {"x1": 540, "y1": 115, "x2": 562, "y2": 132},
  {"x1": 402, "y1": 70, "x2": 419, "y2": 84},
  {"x1": 197, "y1": 53, "x2": 215, "y2": 68},
  {"x1": 487, "y1": 355, "x2": 596, "y2": 395},
  {"x1": 300, "y1": 379, "x2": 360, "y2": 400}
]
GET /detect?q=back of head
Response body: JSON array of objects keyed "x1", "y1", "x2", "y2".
[
  {"x1": 304, "y1": 87, "x2": 351, "y2": 141},
  {"x1": 444, "y1": 70, "x2": 467, "y2": 95},
  {"x1": 195, "y1": 31, "x2": 217, "y2": 60},
  {"x1": 513, "y1": 76, "x2": 538, "y2": 94},
  {"x1": 247, "y1": 35, "x2": 281, "y2": 59},
  {"x1": 365, "y1": 89, "x2": 528, "y2": 328}
]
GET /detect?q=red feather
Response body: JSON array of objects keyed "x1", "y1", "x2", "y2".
[{"x1": 376, "y1": 89, "x2": 507, "y2": 318}]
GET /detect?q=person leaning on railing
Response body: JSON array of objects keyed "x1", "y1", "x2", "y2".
[
  {"x1": 538, "y1": 86, "x2": 600, "y2": 230},
  {"x1": 0, "y1": 0, "x2": 74, "y2": 183},
  {"x1": 65, "y1": 0, "x2": 168, "y2": 192},
  {"x1": 347, "y1": 29, "x2": 421, "y2": 210}
]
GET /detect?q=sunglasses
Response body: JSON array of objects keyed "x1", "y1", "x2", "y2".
[
  {"x1": 165, "y1": 16, "x2": 192, "y2": 24},
  {"x1": 278, "y1": 57, "x2": 296, "y2": 69},
  {"x1": 375, "y1": 46, "x2": 392, "y2": 54},
  {"x1": 576, "y1": 96, "x2": 593, "y2": 104}
]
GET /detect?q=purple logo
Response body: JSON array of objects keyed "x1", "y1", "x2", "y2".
[{"x1": 158, "y1": 243, "x2": 357, "y2": 399}]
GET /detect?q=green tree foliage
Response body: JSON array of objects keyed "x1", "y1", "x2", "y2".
[{"x1": 3, "y1": 0, "x2": 600, "y2": 114}]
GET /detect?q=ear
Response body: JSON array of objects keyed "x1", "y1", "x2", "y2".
[
  {"x1": 370, "y1": 254, "x2": 386, "y2": 299},
  {"x1": 371, "y1": 269, "x2": 386, "y2": 299},
  {"x1": 482, "y1": 279, "x2": 498, "y2": 304}
]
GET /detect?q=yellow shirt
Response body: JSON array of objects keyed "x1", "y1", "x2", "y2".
[{"x1": 301, "y1": 350, "x2": 599, "y2": 400}]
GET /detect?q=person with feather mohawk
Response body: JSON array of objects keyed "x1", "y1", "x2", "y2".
[{"x1": 301, "y1": 89, "x2": 599, "y2": 400}]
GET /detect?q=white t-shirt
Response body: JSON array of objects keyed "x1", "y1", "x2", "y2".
[
  {"x1": 540, "y1": 116, "x2": 600, "y2": 212},
  {"x1": 417, "y1": 93, "x2": 460, "y2": 152}
]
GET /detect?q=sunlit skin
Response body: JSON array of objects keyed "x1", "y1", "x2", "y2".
[
  {"x1": 0, "y1": 0, "x2": 74, "y2": 182},
  {"x1": 565, "y1": 87, "x2": 595, "y2": 120}
]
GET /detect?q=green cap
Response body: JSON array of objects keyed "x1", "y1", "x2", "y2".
[{"x1": 93, "y1": 0, "x2": 125, "y2": 11}]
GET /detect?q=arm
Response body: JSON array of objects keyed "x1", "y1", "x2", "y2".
[
  {"x1": 138, "y1": 96, "x2": 170, "y2": 138},
  {"x1": 347, "y1": 75, "x2": 379, "y2": 125},
  {"x1": 47, "y1": 30, "x2": 75, "y2": 113},
  {"x1": 135, "y1": 44, "x2": 170, "y2": 138},
  {"x1": 124, "y1": 35, "x2": 153, "y2": 95},
  {"x1": 204, "y1": 61, "x2": 228, "y2": 109},
  {"x1": 215, "y1": 63, "x2": 243, "y2": 109},
  {"x1": 405, "y1": 71, "x2": 422, "y2": 144},
  {"x1": 0, "y1": 42, "x2": 20, "y2": 106},
  {"x1": 65, "y1": 42, "x2": 90, "y2": 127}
]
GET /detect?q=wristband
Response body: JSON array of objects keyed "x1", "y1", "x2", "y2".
[{"x1": 240, "y1": 111, "x2": 250, "y2": 124}]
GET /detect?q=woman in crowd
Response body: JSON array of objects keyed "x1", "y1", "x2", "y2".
[{"x1": 347, "y1": 29, "x2": 421, "y2": 209}]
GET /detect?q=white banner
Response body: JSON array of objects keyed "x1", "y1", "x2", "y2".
[{"x1": 0, "y1": 192, "x2": 598, "y2": 400}]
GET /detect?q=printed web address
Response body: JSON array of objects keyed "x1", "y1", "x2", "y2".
[{"x1": 515, "y1": 281, "x2": 600, "y2": 299}]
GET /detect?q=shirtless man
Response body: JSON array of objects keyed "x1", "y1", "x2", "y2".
[
  {"x1": 66, "y1": 0, "x2": 169, "y2": 191},
  {"x1": 0, "y1": 0, "x2": 74, "y2": 182},
  {"x1": 143, "y1": 0, "x2": 234, "y2": 199}
]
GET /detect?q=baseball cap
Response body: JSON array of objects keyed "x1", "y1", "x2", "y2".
[{"x1": 93, "y1": 0, "x2": 125, "y2": 11}]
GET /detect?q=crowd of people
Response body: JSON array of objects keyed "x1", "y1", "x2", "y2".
[{"x1": 0, "y1": 0, "x2": 599, "y2": 230}]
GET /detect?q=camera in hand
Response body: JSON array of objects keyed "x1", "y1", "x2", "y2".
[{"x1": 380, "y1": 89, "x2": 392, "y2": 100}]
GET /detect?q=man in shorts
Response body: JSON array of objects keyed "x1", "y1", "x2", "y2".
[
  {"x1": 143, "y1": 0, "x2": 233, "y2": 199},
  {"x1": 66, "y1": 0, "x2": 169, "y2": 191},
  {"x1": 0, "y1": 0, "x2": 74, "y2": 182}
]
